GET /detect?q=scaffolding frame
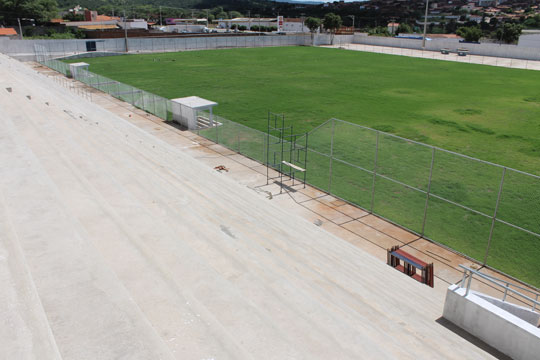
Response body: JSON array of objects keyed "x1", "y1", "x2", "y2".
[{"x1": 266, "y1": 112, "x2": 308, "y2": 193}]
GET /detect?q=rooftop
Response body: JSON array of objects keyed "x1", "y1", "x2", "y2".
[{"x1": 0, "y1": 28, "x2": 17, "y2": 36}]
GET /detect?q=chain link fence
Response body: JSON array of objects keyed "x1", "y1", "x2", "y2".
[
  {"x1": 305, "y1": 119, "x2": 540, "y2": 288},
  {"x1": 36, "y1": 49, "x2": 539, "y2": 289}
]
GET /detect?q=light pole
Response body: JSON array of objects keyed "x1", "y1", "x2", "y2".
[
  {"x1": 159, "y1": 6, "x2": 162, "y2": 26},
  {"x1": 123, "y1": 10, "x2": 129, "y2": 53},
  {"x1": 348, "y1": 15, "x2": 355, "y2": 31},
  {"x1": 17, "y1": 18, "x2": 23, "y2": 39},
  {"x1": 422, "y1": 0, "x2": 429, "y2": 49}
]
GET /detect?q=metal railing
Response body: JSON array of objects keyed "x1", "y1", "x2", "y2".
[{"x1": 459, "y1": 265, "x2": 540, "y2": 312}]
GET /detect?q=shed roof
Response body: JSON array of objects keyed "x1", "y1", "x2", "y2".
[{"x1": 171, "y1": 96, "x2": 217, "y2": 109}]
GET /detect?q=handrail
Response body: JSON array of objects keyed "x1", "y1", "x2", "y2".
[{"x1": 458, "y1": 265, "x2": 540, "y2": 312}]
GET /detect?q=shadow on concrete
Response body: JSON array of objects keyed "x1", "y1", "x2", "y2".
[
  {"x1": 274, "y1": 181, "x2": 298, "y2": 193},
  {"x1": 435, "y1": 317, "x2": 511, "y2": 360}
]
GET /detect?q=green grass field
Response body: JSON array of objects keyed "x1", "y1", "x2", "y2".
[
  {"x1": 66, "y1": 47, "x2": 540, "y2": 287},
  {"x1": 69, "y1": 46, "x2": 540, "y2": 175}
]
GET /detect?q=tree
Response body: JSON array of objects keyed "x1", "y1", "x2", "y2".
[
  {"x1": 396, "y1": 23, "x2": 412, "y2": 35},
  {"x1": 304, "y1": 17, "x2": 320, "y2": 45},
  {"x1": 63, "y1": 12, "x2": 84, "y2": 22},
  {"x1": 523, "y1": 14, "x2": 540, "y2": 29},
  {"x1": 0, "y1": 0, "x2": 58, "y2": 24},
  {"x1": 323, "y1": 13, "x2": 342, "y2": 44},
  {"x1": 368, "y1": 26, "x2": 390, "y2": 36},
  {"x1": 445, "y1": 19, "x2": 458, "y2": 33},
  {"x1": 496, "y1": 23, "x2": 523, "y2": 44},
  {"x1": 456, "y1": 26, "x2": 483, "y2": 42},
  {"x1": 228, "y1": 11, "x2": 242, "y2": 19}
]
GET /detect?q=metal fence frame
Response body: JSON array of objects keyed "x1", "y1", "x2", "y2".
[{"x1": 307, "y1": 119, "x2": 540, "y2": 260}]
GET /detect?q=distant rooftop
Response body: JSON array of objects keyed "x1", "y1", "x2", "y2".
[{"x1": 0, "y1": 28, "x2": 17, "y2": 36}]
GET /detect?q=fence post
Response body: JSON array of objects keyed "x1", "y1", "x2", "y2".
[
  {"x1": 421, "y1": 147, "x2": 436, "y2": 236},
  {"x1": 153, "y1": 94, "x2": 157, "y2": 115},
  {"x1": 483, "y1": 167, "x2": 506, "y2": 265},
  {"x1": 370, "y1": 131, "x2": 380, "y2": 213},
  {"x1": 237, "y1": 126, "x2": 240, "y2": 152},
  {"x1": 215, "y1": 118, "x2": 219, "y2": 144},
  {"x1": 263, "y1": 133, "x2": 266, "y2": 171},
  {"x1": 328, "y1": 119, "x2": 335, "y2": 193}
]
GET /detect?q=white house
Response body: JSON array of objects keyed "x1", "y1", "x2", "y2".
[
  {"x1": 216, "y1": 18, "x2": 277, "y2": 30},
  {"x1": 282, "y1": 18, "x2": 310, "y2": 33},
  {"x1": 215, "y1": 17, "x2": 308, "y2": 32},
  {"x1": 387, "y1": 22, "x2": 399, "y2": 34},
  {"x1": 118, "y1": 19, "x2": 148, "y2": 30}
]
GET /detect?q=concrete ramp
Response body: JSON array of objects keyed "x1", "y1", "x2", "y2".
[{"x1": 0, "y1": 53, "x2": 501, "y2": 359}]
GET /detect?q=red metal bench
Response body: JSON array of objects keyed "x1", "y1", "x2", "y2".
[{"x1": 387, "y1": 245, "x2": 434, "y2": 287}]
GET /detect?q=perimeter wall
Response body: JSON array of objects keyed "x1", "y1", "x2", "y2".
[
  {"x1": 353, "y1": 34, "x2": 540, "y2": 61},
  {"x1": 0, "y1": 34, "x2": 354, "y2": 61}
]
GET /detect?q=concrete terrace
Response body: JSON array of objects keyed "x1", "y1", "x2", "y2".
[{"x1": 0, "y1": 53, "x2": 510, "y2": 359}]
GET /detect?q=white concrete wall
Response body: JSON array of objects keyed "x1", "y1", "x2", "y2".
[
  {"x1": 1, "y1": 35, "x2": 328, "y2": 61},
  {"x1": 0, "y1": 34, "x2": 355, "y2": 61},
  {"x1": 443, "y1": 284, "x2": 540, "y2": 360},
  {"x1": 354, "y1": 35, "x2": 540, "y2": 61},
  {"x1": 476, "y1": 293, "x2": 540, "y2": 327},
  {"x1": 518, "y1": 33, "x2": 540, "y2": 48}
]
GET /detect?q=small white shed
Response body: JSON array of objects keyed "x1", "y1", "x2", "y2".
[
  {"x1": 171, "y1": 96, "x2": 218, "y2": 130},
  {"x1": 68, "y1": 62, "x2": 89, "y2": 79}
]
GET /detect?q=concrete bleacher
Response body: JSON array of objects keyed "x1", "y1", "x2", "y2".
[{"x1": 0, "y1": 53, "x2": 502, "y2": 359}]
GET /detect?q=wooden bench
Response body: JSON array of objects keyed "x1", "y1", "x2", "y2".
[
  {"x1": 440, "y1": 48, "x2": 450, "y2": 55},
  {"x1": 387, "y1": 245, "x2": 434, "y2": 287},
  {"x1": 457, "y1": 48, "x2": 469, "y2": 56},
  {"x1": 282, "y1": 161, "x2": 305, "y2": 172}
]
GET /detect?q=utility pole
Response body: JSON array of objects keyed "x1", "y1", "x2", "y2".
[
  {"x1": 422, "y1": 0, "x2": 429, "y2": 49},
  {"x1": 17, "y1": 18, "x2": 23, "y2": 40},
  {"x1": 123, "y1": 10, "x2": 129, "y2": 53},
  {"x1": 159, "y1": 6, "x2": 162, "y2": 26},
  {"x1": 206, "y1": 10, "x2": 209, "y2": 27},
  {"x1": 248, "y1": 10, "x2": 251, "y2": 30}
]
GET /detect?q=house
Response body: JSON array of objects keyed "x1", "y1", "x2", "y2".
[
  {"x1": 387, "y1": 22, "x2": 399, "y2": 34},
  {"x1": 216, "y1": 18, "x2": 277, "y2": 30},
  {"x1": 0, "y1": 28, "x2": 18, "y2": 38},
  {"x1": 478, "y1": 0, "x2": 496, "y2": 7},
  {"x1": 118, "y1": 19, "x2": 148, "y2": 30},
  {"x1": 282, "y1": 18, "x2": 310, "y2": 33}
]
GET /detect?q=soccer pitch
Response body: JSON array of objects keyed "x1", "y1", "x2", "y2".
[
  {"x1": 66, "y1": 47, "x2": 540, "y2": 286},
  {"x1": 70, "y1": 46, "x2": 540, "y2": 175}
]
